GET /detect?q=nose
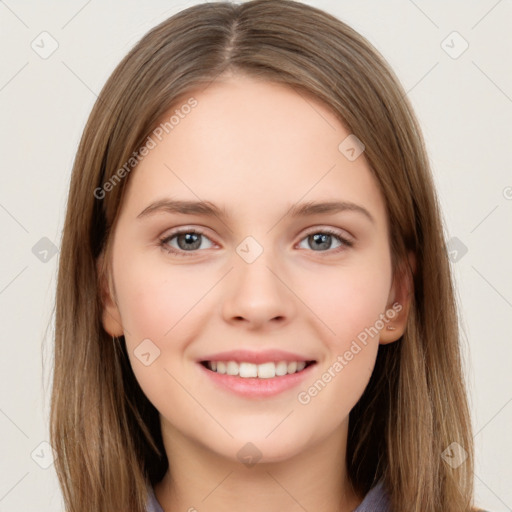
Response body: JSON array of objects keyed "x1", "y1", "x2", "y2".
[{"x1": 221, "y1": 250, "x2": 295, "y2": 330}]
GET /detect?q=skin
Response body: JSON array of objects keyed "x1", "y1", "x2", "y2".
[{"x1": 100, "y1": 73, "x2": 412, "y2": 512}]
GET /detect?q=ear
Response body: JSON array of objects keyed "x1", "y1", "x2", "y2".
[
  {"x1": 97, "y1": 252, "x2": 124, "y2": 337},
  {"x1": 379, "y1": 251, "x2": 415, "y2": 345}
]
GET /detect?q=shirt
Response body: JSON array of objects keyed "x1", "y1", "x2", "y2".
[{"x1": 145, "y1": 478, "x2": 391, "y2": 512}]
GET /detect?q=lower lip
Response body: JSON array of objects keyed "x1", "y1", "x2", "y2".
[{"x1": 198, "y1": 362, "x2": 316, "y2": 398}]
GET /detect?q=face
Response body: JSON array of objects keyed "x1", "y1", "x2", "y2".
[{"x1": 100, "y1": 73, "x2": 409, "y2": 464}]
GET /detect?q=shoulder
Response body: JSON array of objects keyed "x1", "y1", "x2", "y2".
[
  {"x1": 353, "y1": 479, "x2": 391, "y2": 512},
  {"x1": 145, "y1": 479, "x2": 492, "y2": 512},
  {"x1": 355, "y1": 481, "x2": 493, "y2": 512},
  {"x1": 145, "y1": 482, "x2": 164, "y2": 512}
]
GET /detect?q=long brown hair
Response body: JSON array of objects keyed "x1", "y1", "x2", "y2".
[{"x1": 50, "y1": 1, "x2": 477, "y2": 510}]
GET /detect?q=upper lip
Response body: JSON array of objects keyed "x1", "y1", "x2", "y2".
[{"x1": 198, "y1": 349, "x2": 316, "y2": 365}]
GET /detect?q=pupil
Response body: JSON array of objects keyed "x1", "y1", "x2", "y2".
[
  {"x1": 311, "y1": 233, "x2": 330, "y2": 250},
  {"x1": 178, "y1": 233, "x2": 201, "y2": 250}
]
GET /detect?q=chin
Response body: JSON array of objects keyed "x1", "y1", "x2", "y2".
[{"x1": 214, "y1": 432, "x2": 311, "y2": 466}]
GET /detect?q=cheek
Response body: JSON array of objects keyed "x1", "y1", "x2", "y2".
[
  {"x1": 295, "y1": 268, "x2": 391, "y2": 418},
  {"x1": 302, "y1": 257, "x2": 392, "y2": 348},
  {"x1": 114, "y1": 254, "x2": 205, "y2": 341},
  {"x1": 112, "y1": 256, "x2": 205, "y2": 404},
  {"x1": 112, "y1": 253, "x2": 221, "y2": 398}
]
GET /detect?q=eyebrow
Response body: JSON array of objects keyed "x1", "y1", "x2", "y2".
[{"x1": 137, "y1": 198, "x2": 374, "y2": 223}]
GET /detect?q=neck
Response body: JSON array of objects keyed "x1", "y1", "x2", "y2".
[{"x1": 154, "y1": 418, "x2": 363, "y2": 512}]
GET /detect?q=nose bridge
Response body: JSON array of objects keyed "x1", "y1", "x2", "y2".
[
  {"x1": 222, "y1": 234, "x2": 293, "y2": 326},
  {"x1": 234, "y1": 234, "x2": 283, "y2": 297}
]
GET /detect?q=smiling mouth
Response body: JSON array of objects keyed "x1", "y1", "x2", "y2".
[{"x1": 200, "y1": 360, "x2": 317, "y2": 379}]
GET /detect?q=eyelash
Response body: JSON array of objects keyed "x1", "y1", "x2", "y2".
[{"x1": 159, "y1": 227, "x2": 354, "y2": 257}]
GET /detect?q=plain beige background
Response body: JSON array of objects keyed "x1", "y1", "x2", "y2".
[{"x1": 0, "y1": 1, "x2": 511, "y2": 510}]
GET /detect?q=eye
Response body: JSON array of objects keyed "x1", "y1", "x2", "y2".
[
  {"x1": 297, "y1": 228, "x2": 353, "y2": 253},
  {"x1": 159, "y1": 228, "x2": 215, "y2": 256},
  {"x1": 159, "y1": 227, "x2": 353, "y2": 257}
]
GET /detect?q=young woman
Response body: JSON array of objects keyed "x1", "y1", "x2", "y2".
[{"x1": 50, "y1": 1, "x2": 487, "y2": 511}]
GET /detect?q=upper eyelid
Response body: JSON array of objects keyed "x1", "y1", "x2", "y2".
[
  {"x1": 161, "y1": 226, "x2": 213, "y2": 241},
  {"x1": 302, "y1": 226, "x2": 353, "y2": 239}
]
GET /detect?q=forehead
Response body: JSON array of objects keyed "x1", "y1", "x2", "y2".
[{"x1": 119, "y1": 75, "x2": 387, "y2": 227}]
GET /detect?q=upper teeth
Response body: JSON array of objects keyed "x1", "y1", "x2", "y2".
[{"x1": 207, "y1": 361, "x2": 307, "y2": 379}]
